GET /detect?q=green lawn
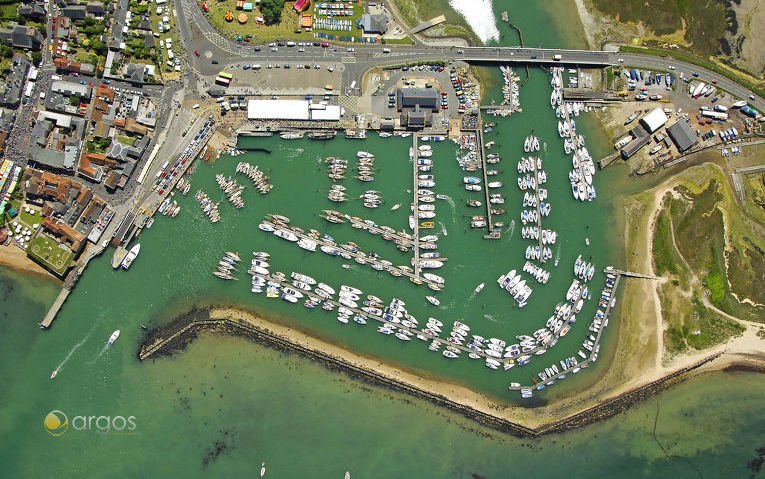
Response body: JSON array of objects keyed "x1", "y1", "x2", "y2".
[
  {"x1": 27, "y1": 235, "x2": 73, "y2": 277},
  {"x1": 206, "y1": 2, "x2": 303, "y2": 42},
  {"x1": 19, "y1": 207, "x2": 43, "y2": 228}
]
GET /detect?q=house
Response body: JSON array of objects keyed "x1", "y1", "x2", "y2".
[
  {"x1": 18, "y1": 2, "x2": 47, "y2": 20},
  {"x1": 62, "y1": 4, "x2": 87, "y2": 20},
  {"x1": 0, "y1": 24, "x2": 43, "y2": 50},
  {"x1": 124, "y1": 63, "x2": 149, "y2": 84},
  {"x1": 85, "y1": 1, "x2": 105, "y2": 16}
]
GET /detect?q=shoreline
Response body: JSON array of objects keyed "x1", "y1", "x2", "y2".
[
  {"x1": 0, "y1": 244, "x2": 59, "y2": 281},
  {"x1": 137, "y1": 304, "x2": 757, "y2": 436}
]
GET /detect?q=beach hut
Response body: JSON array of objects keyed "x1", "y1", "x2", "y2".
[
  {"x1": 235, "y1": 0, "x2": 244, "y2": 9},
  {"x1": 300, "y1": 13, "x2": 312, "y2": 28},
  {"x1": 224, "y1": 10, "x2": 234, "y2": 21},
  {"x1": 293, "y1": 0, "x2": 309, "y2": 13},
  {"x1": 237, "y1": 12, "x2": 248, "y2": 23},
  {"x1": 242, "y1": 2, "x2": 253, "y2": 11}
]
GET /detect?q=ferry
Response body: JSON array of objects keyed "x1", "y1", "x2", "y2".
[
  {"x1": 121, "y1": 244, "x2": 141, "y2": 270},
  {"x1": 107, "y1": 330, "x2": 120, "y2": 346}
]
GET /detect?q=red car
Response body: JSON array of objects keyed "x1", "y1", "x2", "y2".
[
  {"x1": 88, "y1": 82, "x2": 95, "y2": 86},
  {"x1": 194, "y1": 50, "x2": 200, "y2": 56}
]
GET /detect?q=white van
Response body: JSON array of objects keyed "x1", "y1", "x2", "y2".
[{"x1": 192, "y1": 104, "x2": 200, "y2": 109}]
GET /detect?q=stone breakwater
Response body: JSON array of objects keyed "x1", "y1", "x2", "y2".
[{"x1": 138, "y1": 306, "x2": 727, "y2": 437}]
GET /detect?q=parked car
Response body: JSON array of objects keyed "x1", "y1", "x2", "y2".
[{"x1": 194, "y1": 50, "x2": 200, "y2": 56}]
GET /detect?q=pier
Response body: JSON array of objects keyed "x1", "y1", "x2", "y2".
[
  {"x1": 412, "y1": 134, "x2": 421, "y2": 278},
  {"x1": 261, "y1": 219, "x2": 442, "y2": 289},
  {"x1": 39, "y1": 288, "x2": 70, "y2": 328},
  {"x1": 320, "y1": 211, "x2": 426, "y2": 251},
  {"x1": 475, "y1": 128, "x2": 500, "y2": 239},
  {"x1": 597, "y1": 152, "x2": 620, "y2": 170},
  {"x1": 531, "y1": 157, "x2": 547, "y2": 264},
  {"x1": 604, "y1": 267, "x2": 662, "y2": 280}
]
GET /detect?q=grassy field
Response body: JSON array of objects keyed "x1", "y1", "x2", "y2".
[
  {"x1": 388, "y1": 0, "x2": 478, "y2": 44},
  {"x1": 592, "y1": 0, "x2": 728, "y2": 57},
  {"x1": 206, "y1": 1, "x2": 368, "y2": 43},
  {"x1": 27, "y1": 235, "x2": 73, "y2": 277},
  {"x1": 643, "y1": 164, "x2": 765, "y2": 354}
]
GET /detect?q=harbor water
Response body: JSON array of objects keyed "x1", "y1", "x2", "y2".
[{"x1": 1, "y1": 2, "x2": 761, "y2": 475}]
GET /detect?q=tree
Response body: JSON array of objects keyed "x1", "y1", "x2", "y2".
[{"x1": 260, "y1": 0, "x2": 284, "y2": 25}]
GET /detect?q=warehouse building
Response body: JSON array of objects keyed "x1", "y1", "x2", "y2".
[
  {"x1": 639, "y1": 108, "x2": 668, "y2": 134},
  {"x1": 666, "y1": 119, "x2": 698, "y2": 153},
  {"x1": 247, "y1": 100, "x2": 343, "y2": 121}
]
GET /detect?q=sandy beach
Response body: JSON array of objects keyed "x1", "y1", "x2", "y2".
[{"x1": 0, "y1": 244, "x2": 58, "y2": 280}]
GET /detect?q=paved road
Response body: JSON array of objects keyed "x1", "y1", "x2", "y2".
[{"x1": 173, "y1": 2, "x2": 765, "y2": 112}]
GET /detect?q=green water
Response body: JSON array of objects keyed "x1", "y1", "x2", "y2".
[
  {"x1": 1, "y1": 3, "x2": 762, "y2": 476},
  {"x1": 0, "y1": 268, "x2": 763, "y2": 477}
]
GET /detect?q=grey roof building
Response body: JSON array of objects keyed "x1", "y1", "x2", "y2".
[
  {"x1": 620, "y1": 135, "x2": 651, "y2": 160},
  {"x1": 360, "y1": 14, "x2": 389, "y2": 35},
  {"x1": 51, "y1": 80, "x2": 92, "y2": 99},
  {"x1": 30, "y1": 112, "x2": 86, "y2": 172},
  {"x1": 666, "y1": 120, "x2": 698, "y2": 153},
  {"x1": 0, "y1": 54, "x2": 30, "y2": 106},
  {"x1": 18, "y1": 2, "x2": 47, "y2": 20},
  {"x1": 0, "y1": 24, "x2": 43, "y2": 50},
  {"x1": 124, "y1": 63, "x2": 149, "y2": 84},
  {"x1": 396, "y1": 88, "x2": 439, "y2": 113},
  {"x1": 86, "y1": 1, "x2": 105, "y2": 16},
  {"x1": 62, "y1": 4, "x2": 87, "y2": 19}
]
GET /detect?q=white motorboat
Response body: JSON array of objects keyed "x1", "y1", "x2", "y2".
[
  {"x1": 107, "y1": 330, "x2": 120, "y2": 346},
  {"x1": 426, "y1": 296, "x2": 440, "y2": 306}
]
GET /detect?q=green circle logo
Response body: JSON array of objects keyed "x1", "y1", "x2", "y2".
[{"x1": 44, "y1": 410, "x2": 68, "y2": 436}]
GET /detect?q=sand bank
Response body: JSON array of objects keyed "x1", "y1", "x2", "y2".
[{"x1": 0, "y1": 244, "x2": 57, "y2": 280}]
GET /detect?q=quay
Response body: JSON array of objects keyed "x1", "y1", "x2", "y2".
[
  {"x1": 40, "y1": 288, "x2": 70, "y2": 328},
  {"x1": 261, "y1": 220, "x2": 443, "y2": 289}
]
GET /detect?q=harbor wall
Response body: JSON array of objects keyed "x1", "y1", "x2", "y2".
[{"x1": 138, "y1": 306, "x2": 727, "y2": 437}]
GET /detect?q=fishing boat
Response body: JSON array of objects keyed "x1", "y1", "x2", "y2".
[
  {"x1": 107, "y1": 330, "x2": 120, "y2": 346},
  {"x1": 426, "y1": 296, "x2": 440, "y2": 306}
]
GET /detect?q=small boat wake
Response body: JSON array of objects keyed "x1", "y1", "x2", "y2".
[
  {"x1": 52, "y1": 326, "x2": 94, "y2": 377},
  {"x1": 554, "y1": 245, "x2": 561, "y2": 267},
  {"x1": 440, "y1": 194, "x2": 455, "y2": 210},
  {"x1": 483, "y1": 314, "x2": 498, "y2": 322},
  {"x1": 285, "y1": 148, "x2": 304, "y2": 159},
  {"x1": 505, "y1": 219, "x2": 516, "y2": 237},
  {"x1": 438, "y1": 222, "x2": 448, "y2": 236}
]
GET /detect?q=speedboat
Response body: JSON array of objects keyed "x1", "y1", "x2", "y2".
[
  {"x1": 426, "y1": 296, "x2": 440, "y2": 306},
  {"x1": 107, "y1": 330, "x2": 120, "y2": 346},
  {"x1": 474, "y1": 283, "x2": 485, "y2": 294}
]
